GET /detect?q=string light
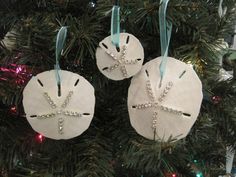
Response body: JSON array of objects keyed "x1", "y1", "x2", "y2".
[
  {"x1": 10, "y1": 106, "x2": 17, "y2": 114},
  {"x1": 16, "y1": 66, "x2": 23, "y2": 74},
  {"x1": 187, "y1": 61, "x2": 193, "y2": 68},
  {"x1": 164, "y1": 172, "x2": 177, "y2": 177},
  {"x1": 36, "y1": 134, "x2": 45, "y2": 143},
  {"x1": 196, "y1": 172, "x2": 203, "y2": 177},
  {"x1": 88, "y1": 1, "x2": 96, "y2": 8}
]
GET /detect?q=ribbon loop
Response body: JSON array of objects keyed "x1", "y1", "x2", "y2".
[
  {"x1": 55, "y1": 26, "x2": 67, "y2": 85},
  {"x1": 226, "y1": 146, "x2": 235, "y2": 174},
  {"x1": 111, "y1": 5, "x2": 120, "y2": 47},
  {"x1": 159, "y1": 0, "x2": 172, "y2": 87},
  {"x1": 218, "y1": 0, "x2": 227, "y2": 18}
]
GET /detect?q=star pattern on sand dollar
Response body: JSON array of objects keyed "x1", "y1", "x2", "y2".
[
  {"x1": 132, "y1": 71, "x2": 184, "y2": 139},
  {"x1": 101, "y1": 44, "x2": 140, "y2": 78},
  {"x1": 30, "y1": 91, "x2": 88, "y2": 135}
]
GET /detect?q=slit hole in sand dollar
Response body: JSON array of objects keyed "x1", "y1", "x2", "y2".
[
  {"x1": 83, "y1": 113, "x2": 90, "y2": 116},
  {"x1": 137, "y1": 58, "x2": 142, "y2": 61},
  {"x1": 145, "y1": 70, "x2": 149, "y2": 77},
  {"x1": 30, "y1": 115, "x2": 37, "y2": 118},
  {"x1": 102, "y1": 67, "x2": 109, "y2": 71},
  {"x1": 37, "y1": 79, "x2": 44, "y2": 87},
  {"x1": 58, "y1": 84, "x2": 61, "y2": 97},
  {"x1": 179, "y1": 70, "x2": 186, "y2": 79},
  {"x1": 102, "y1": 43, "x2": 108, "y2": 49},
  {"x1": 183, "y1": 113, "x2": 191, "y2": 117},
  {"x1": 74, "y1": 79, "x2": 80, "y2": 86},
  {"x1": 126, "y1": 36, "x2": 130, "y2": 44},
  {"x1": 116, "y1": 46, "x2": 120, "y2": 52},
  {"x1": 132, "y1": 105, "x2": 136, "y2": 108}
]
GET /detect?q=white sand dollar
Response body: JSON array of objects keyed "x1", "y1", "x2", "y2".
[
  {"x1": 96, "y1": 33, "x2": 144, "y2": 80},
  {"x1": 23, "y1": 70, "x2": 95, "y2": 140},
  {"x1": 128, "y1": 57, "x2": 203, "y2": 141}
]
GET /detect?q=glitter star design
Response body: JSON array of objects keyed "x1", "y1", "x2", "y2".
[
  {"x1": 102, "y1": 44, "x2": 140, "y2": 78},
  {"x1": 132, "y1": 71, "x2": 183, "y2": 139},
  {"x1": 30, "y1": 91, "x2": 87, "y2": 135}
]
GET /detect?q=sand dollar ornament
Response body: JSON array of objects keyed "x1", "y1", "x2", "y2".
[
  {"x1": 23, "y1": 27, "x2": 95, "y2": 140},
  {"x1": 96, "y1": 4, "x2": 144, "y2": 80},
  {"x1": 128, "y1": 57, "x2": 203, "y2": 141},
  {"x1": 96, "y1": 33, "x2": 144, "y2": 80},
  {"x1": 128, "y1": 0, "x2": 202, "y2": 141},
  {"x1": 23, "y1": 70, "x2": 95, "y2": 140}
]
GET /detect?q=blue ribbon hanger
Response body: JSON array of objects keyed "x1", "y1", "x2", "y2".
[
  {"x1": 111, "y1": 0, "x2": 120, "y2": 47},
  {"x1": 55, "y1": 26, "x2": 67, "y2": 86},
  {"x1": 159, "y1": 0, "x2": 172, "y2": 87},
  {"x1": 218, "y1": 0, "x2": 227, "y2": 18}
]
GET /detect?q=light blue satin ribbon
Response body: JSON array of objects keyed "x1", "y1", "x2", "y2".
[
  {"x1": 159, "y1": 0, "x2": 172, "y2": 87},
  {"x1": 55, "y1": 26, "x2": 67, "y2": 85},
  {"x1": 111, "y1": 5, "x2": 120, "y2": 47},
  {"x1": 218, "y1": 0, "x2": 227, "y2": 18}
]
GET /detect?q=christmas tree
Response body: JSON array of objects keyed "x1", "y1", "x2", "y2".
[{"x1": 0, "y1": 0, "x2": 236, "y2": 177}]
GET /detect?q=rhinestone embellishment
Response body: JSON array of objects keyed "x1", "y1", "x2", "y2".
[
  {"x1": 38, "y1": 91, "x2": 84, "y2": 134},
  {"x1": 43, "y1": 92, "x2": 57, "y2": 109},
  {"x1": 132, "y1": 79, "x2": 183, "y2": 139},
  {"x1": 158, "y1": 82, "x2": 173, "y2": 102},
  {"x1": 103, "y1": 45, "x2": 139, "y2": 77},
  {"x1": 58, "y1": 118, "x2": 64, "y2": 134},
  {"x1": 37, "y1": 113, "x2": 56, "y2": 119},
  {"x1": 152, "y1": 112, "x2": 158, "y2": 129},
  {"x1": 61, "y1": 91, "x2": 73, "y2": 108},
  {"x1": 133, "y1": 103, "x2": 183, "y2": 115},
  {"x1": 146, "y1": 80, "x2": 155, "y2": 102}
]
